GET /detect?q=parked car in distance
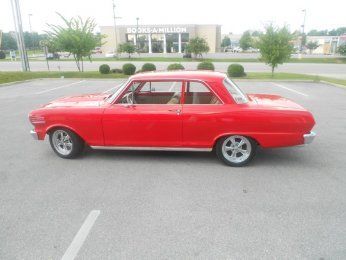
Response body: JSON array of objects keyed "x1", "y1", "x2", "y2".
[
  {"x1": 105, "y1": 52, "x2": 117, "y2": 58},
  {"x1": 29, "y1": 71, "x2": 316, "y2": 166},
  {"x1": 92, "y1": 47, "x2": 102, "y2": 54},
  {"x1": 224, "y1": 46, "x2": 241, "y2": 53}
]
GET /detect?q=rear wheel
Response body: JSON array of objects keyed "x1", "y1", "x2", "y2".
[
  {"x1": 49, "y1": 128, "x2": 84, "y2": 159},
  {"x1": 216, "y1": 135, "x2": 257, "y2": 167}
]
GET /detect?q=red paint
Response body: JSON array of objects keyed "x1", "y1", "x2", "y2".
[{"x1": 29, "y1": 71, "x2": 315, "y2": 148}]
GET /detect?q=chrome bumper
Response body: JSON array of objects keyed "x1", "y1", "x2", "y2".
[
  {"x1": 303, "y1": 131, "x2": 316, "y2": 144},
  {"x1": 30, "y1": 130, "x2": 39, "y2": 140}
]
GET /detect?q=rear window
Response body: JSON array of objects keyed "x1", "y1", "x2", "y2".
[{"x1": 223, "y1": 78, "x2": 248, "y2": 104}]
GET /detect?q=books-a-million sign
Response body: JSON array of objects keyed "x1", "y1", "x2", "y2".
[{"x1": 126, "y1": 27, "x2": 187, "y2": 34}]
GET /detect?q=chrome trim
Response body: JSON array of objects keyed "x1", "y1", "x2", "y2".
[
  {"x1": 30, "y1": 130, "x2": 38, "y2": 140},
  {"x1": 303, "y1": 131, "x2": 316, "y2": 144},
  {"x1": 90, "y1": 146, "x2": 212, "y2": 152}
]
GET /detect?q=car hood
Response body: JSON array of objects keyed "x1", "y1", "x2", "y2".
[
  {"x1": 248, "y1": 94, "x2": 306, "y2": 110},
  {"x1": 42, "y1": 93, "x2": 109, "y2": 108}
]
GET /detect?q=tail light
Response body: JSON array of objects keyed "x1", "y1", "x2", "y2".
[{"x1": 29, "y1": 115, "x2": 46, "y2": 125}]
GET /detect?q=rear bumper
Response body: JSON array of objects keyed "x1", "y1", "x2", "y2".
[
  {"x1": 303, "y1": 131, "x2": 316, "y2": 144},
  {"x1": 30, "y1": 129, "x2": 39, "y2": 140}
]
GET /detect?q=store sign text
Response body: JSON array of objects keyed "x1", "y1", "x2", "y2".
[{"x1": 126, "y1": 27, "x2": 187, "y2": 34}]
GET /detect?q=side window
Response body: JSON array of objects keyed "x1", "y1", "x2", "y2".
[
  {"x1": 127, "y1": 81, "x2": 183, "y2": 104},
  {"x1": 184, "y1": 81, "x2": 221, "y2": 104}
]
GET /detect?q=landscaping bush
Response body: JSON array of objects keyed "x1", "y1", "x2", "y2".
[
  {"x1": 0, "y1": 51, "x2": 6, "y2": 59},
  {"x1": 122, "y1": 63, "x2": 136, "y2": 75},
  {"x1": 141, "y1": 63, "x2": 156, "y2": 72},
  {"x1": 111, "y1": 68, "x2": 123, "y2": 74},
  {"x1": 99, "y1": 64, "x2": 110, "y2": 74},
  {"x1": 167, "y1": 63, "x2": 185, "y2": 71},
  {"x1": 227, "y1": 64, "x2": 246, "y2": 77},
  {"x1": 197, "y1": 61, "x2": 215, "y2": 71}
]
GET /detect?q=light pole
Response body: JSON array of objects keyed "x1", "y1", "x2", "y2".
[
  {"x1": 28, "y1": 13, "x2": 32, "y2": 32},
  {"x1": 111, "y1": 0, "x2": 121, "y2": 55},
  {"x1": 136, "y1": 17, "x2": 139, "y2": 51},
  {"x1": 300, "y1": 9, "x2": 307, "y2": 54},
  {"x1": 10, "y1": 0, "x2": 30, "y2": 71}
]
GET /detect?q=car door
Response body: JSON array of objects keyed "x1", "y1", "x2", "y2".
[
  {"x1": 182, "y1": 80, "x2": 224, "y2": 148},
  {"x1": 102, "y1": 80, "x2": 183, "y2": 147}
]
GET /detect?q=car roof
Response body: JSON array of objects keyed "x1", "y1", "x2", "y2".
[{"x1": 130, "y1": 70, "x2": 227, "y2": 82}]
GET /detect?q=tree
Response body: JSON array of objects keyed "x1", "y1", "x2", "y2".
[
  {"x1": 337, "y1": 44, "x2": 346, "y2": 56},
  {"x1": 221, "y1": 36, "x2": 231, "y2": 48},
  {"x1": 306, "y1": 41, "x2": 319, "y2": 54},
  {"x1": 185, "y1": 37, "x2": 209, "y2": 58},
  {"x1": 257, "y1": 24, "x2": 294, "y2": 76},
  {"x1": 118, "y1": 42, "x2": 135, "y2": 58},
  {"x1": 1, "y1": 32, "x2": 17, "y2": 50},
  {"x1": 46, "y1": 13, "x2": 102, "y2": 72},
  {"x1": 239, "y1": 31, "x2": 253, "y2": 51}
]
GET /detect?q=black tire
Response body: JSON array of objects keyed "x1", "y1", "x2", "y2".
[
  {"x1": 215, "y1": 135, "x2": 257, "y2": 167},
  {"x1": 49, "y1": 128, "x2": 84, "y2": 159}
]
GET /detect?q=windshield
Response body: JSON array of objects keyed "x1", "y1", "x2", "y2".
[
  {"x1": 223, "y1": 77, "x2": 248, "y2": 104},
  {"x1": 105, "y1": 79, "x2": 130, "y2": 103}
]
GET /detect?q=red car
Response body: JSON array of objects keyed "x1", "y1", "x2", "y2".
[{"x1": 29, "y1": 71, "x2": 316, "y2": 166}]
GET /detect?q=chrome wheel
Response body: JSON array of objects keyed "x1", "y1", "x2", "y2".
[
  {"x1": 222, "y1": 135, "x2": 252, "y2": 164},
  {"x1": 52, "y1": 130, "x2": 73, "y2": 156}
]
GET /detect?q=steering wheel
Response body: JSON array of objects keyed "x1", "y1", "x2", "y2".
[{"x1": 122, "y1": 92, "x2": 135, "y2": 104}]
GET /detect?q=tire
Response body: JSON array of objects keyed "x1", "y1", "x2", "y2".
[
  {"x1": 49, "y1": 128, "x2": 84, "y2": 159},
  {"x1": 216, "y1": 135, "x2": 257, "y2": 167}
]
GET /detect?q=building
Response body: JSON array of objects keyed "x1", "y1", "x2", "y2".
[
  {"x1": 100, "y1": 24, "x2": 221, "y2": 54},
  {"x1": 305, "y1": 35, "x2": 346, "y2": 54}
]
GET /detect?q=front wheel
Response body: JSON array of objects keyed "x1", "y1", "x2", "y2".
[
  {"x1": 49, "y1": 128, "x2": 84, "y2": 159},
  {"x1": 216, "y1": 135, "x2": 257, "y2": 167}
]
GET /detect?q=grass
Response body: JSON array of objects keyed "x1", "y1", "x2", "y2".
[
  {"x1": 0, "y1": 71, "x2": 345, "y2": 88},
  {"x1": 0, "y1": 71, "x2": 127, "y2": 85}
]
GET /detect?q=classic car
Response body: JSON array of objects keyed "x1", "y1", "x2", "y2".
[{"x1": 29, "y1": 71, "x2": 316, "y2": 166}]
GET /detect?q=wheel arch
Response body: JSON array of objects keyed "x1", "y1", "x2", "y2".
[
  {"x1": 46, "y1": 124, "x2": 86, "y2": 142},
  {"x1": 212, "y1": 133, "x2": 261, "y2": 149}
]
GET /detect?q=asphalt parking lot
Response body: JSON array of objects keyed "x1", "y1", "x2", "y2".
[{"x1": 0, "y1": 78, "x2": 345, "y2": 259}]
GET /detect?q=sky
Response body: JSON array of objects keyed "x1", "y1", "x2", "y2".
[{"x1": 1, "y1": 0, "x2": 345, "y2": 34}]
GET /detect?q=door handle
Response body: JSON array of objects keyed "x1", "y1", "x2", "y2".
[{"x1": 168, "y1": 109, "x2": 181, "y2": 115}]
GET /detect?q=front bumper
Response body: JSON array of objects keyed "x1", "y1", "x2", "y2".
[
  {"x1": 303, "y1": 131, "x2": 316, "y2": 144},
  {"x1": 30, "y1": 129, "x2": 39, "y2": 140}
]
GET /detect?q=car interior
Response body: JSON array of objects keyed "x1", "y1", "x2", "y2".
[{"x1": 119, "y1": 81, "x2": 221, "y2": 105}]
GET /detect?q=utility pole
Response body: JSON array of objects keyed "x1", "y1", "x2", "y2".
[{"x1": 10, "y1": 0, "x2": 30, "y2": 71}]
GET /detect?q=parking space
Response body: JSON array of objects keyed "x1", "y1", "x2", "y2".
[{"x1": 0, "y1": 79, "x2": 345, "y2": 259}]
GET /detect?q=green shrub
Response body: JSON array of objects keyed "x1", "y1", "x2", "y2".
[
  {"x1": 0, "y1": 51, "x2": 6, "y2": 59},
  {"x1": 111, "y1": 68, "x2": 123, "y2": 74},
  {"x1": 197, "y1": 61, "x2": 214, "y2": 71},
  {"x1": 167, "y1": 63, "x2": 185, "y2": 71},
  {"x1": 227, "y1": 64, "x2": 246, "y2": 77},
  {"x1": 122, "y1": 63, "x2": 136, "y2": 75},
  {"x1": 99, "y1": 64, "x2": 110, "y2": 74},
  {"x1": 141, "y1": 63, "x2": 156, "y2": 72}
]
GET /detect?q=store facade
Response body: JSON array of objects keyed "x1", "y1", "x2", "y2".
[{"x1": 100, "y1": 24, "x2": 221, "y2": 54}]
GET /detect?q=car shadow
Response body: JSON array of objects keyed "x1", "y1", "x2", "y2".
[{"x1": 82, "y1": 146, "x2": 314, "y2": 168}]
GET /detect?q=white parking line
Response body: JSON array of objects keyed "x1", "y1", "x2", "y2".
[
  {"x1": 271, "y1": 82, "x2": 308, "y2": 97},
  {"x1": 61, "y1": 210, "x2": 100, "y2": 260},
  {"x1": 36, "y1": 80, "x2": 86, "y2": 94}
]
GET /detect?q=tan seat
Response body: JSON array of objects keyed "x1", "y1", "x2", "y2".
[{"x1": 167, "y1": 92, "x2": 181, "y2": 104}]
